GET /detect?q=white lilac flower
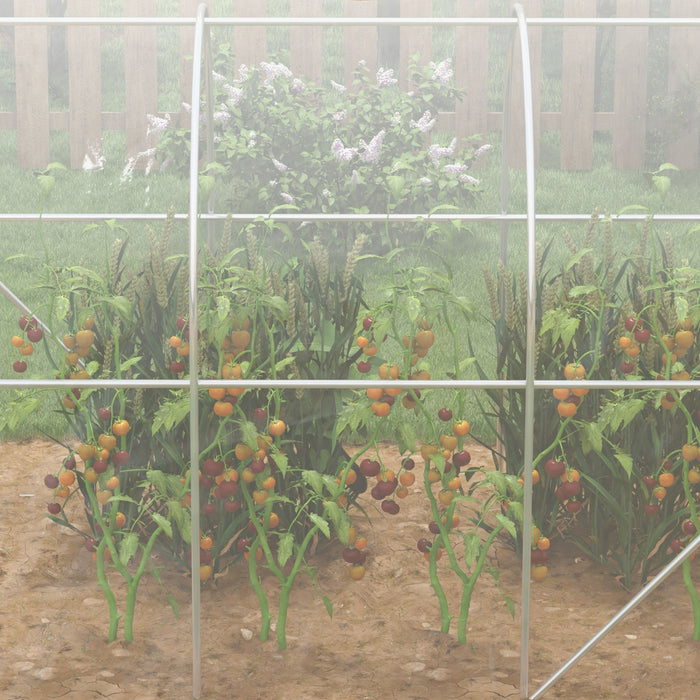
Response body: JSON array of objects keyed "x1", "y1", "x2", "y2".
[
  {"x1": 223, "y1": 84, "x2": 244, "y2": 106},
  {"x1": 376, "y1": 67, "x2": 397, "y2": 87},
  {"x1": 146, "y1": 113, "x2": 170, "y2": 136},
  {"x1": 391, "y1": 111, "x2": 402, "y2": 125},
  {"x1": 474, "y1": 143, "x2": 493, "y2": 159},
  {"x1": 322, "y1": 188, "x2": 331, "y2": 199},
  {"x1": 281, "y1": 192, "x2": 295, "y2": 204},
  {"x1": 248, "y1": 131, "x2": 257, "y2": 148},
  {"x1": 235, "y1": 64, "x2": 250, "y2": 84},
  {"x1": 269, "y1": 179, "x2": 278, "y2": 187},
  {"x1": 272, "y1": 158, "x2": 288, "y2": 173},
  {"x1": 410, "y1": 111, "x2": 436, "y2": 134},
  {"x1": 213, "y1": 107, "x2": 231, "y2": 125},
  {"x1": 459, "y1": 174, "x2": 480, "y2": 186},
  {"x1": 351, "y1": 169, "x2": 359, "y2": 185},
  {"x1": 358, "y1": 130, "x2": 385, "y2": 165},
  {"x1": 181, "y1": 102, "x2": 192, "y2": 114},
  {"x1": 261, "y1": 61, "x2": 293, "y2": 82},
  {"x1": 212, "y1": 70, "x2": 227, "y2": 83},
  {"x1": 333, "y1": 110, "x2": 347, "y2": 122},
  {"x1": 331, "y1": 138, "x2": 357, "y2": 163},
  {"x1": 428, "y1": 138, "x2": 456, "y2": 166},
  {"x1": 444, "y1": 163, "x2": 468, "y2": 175},
  {"x1": 430, "y1": 59, "x2": 453, "y2": 87},
  {"x1": 419, "y1": 177, "x2": 432, "y2": 185},
  {"x1": 331, "y1": 80, "x2": 346, "y2": 93}
]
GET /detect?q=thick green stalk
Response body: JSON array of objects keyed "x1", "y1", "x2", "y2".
[
  {"x1": 94, "y1": 538, "x2": 120, "y2": 642},
  {"x1": 682, "y1": 558, "x2": 700, "y2": 642}
]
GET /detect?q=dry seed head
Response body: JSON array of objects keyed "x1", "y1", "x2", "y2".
[
  {"x1": 483, "y1": 266, "x2": 501, "y2": 322},
  {"x1": 561, "y1": 227, "x2": 578, "y2": 257},
  {"x1": 289, "y1": 358, "x2": 304, "y2": 400},
  {"x1": 109, "y1": 238, "x2": 125, "y2": 294},
  {"x1": 177, "y1": 267, "x2": 189, "y2": 318},
  {"x1": 101, "y1": 338, "x2": 114, "y2": 378},
  {"x1": 216, "y1": 213, "x2": 233, "y2": 258},
  {"x1": 286, "y1": 277, "x2": 297, "y2": 337},
  {"x1": 664, "y1": 230, "x2": 675, "y2": 270},
  {"x1": 246, "y1": 229, "x2": 257, "y2": 270},
  {"x1": 310, "y1": 236, "x2": 330, "y2": 298},
  {"x1": 341, "y1": 234, "x2": 366, "y2": 304},
  {"x1": 132, "y1": 387, "x2": 144, "y2": 416}
]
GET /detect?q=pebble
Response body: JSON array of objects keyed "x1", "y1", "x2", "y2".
[
  {"x1": 240, "y1": 628, "x2": 253, "y2": 640},
  {"x1": 402, "y1": 662, "x2": 426, "y2": 673}
]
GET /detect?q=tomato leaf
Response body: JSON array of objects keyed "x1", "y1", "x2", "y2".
[
  {"x1": 397, "y1": 421, "x2": 416, "y2": 457},
  {"x1": 302, "y1": 470, "x2": 324, "y2": 496},
  {"x1": 581, "y1": 421, "x2": 603, "y2": 455},
  {"x1": 322, "y1": 596, "x2": 333, "y2": 619},
  {"x1": 151, "y1": 512, "x2": 173, "y2": 538},
  {"x1": 54, "y1": 295, "x2": 70, "y2": 322},
  {"x1": 323, "y1": 500, "x2": 346, "y2": 540},
  {"x1": 495, "y1": 512, "x2": 517, "y2": 540},
  {"x1": 613, "y1": 450, "x2": 634, "y2": 478},
  {"x1": 309, "y1": 512, "x2": 330, "y2": 539},
  {"x1": 118, "y1": 532, "x2": 139, "y2": 567},
  {"x1": 167, "y1": 500, "x2": 191, "y2": 543},
  {"x1": 277, "y1": 532, "x2": 294, "y2": 567},
  {"x1": 215, "y1": 295, "x2": 231, "y2": 321},
  {"x1": 463, "y1": 531, "x2": 480, "y2": 567}
]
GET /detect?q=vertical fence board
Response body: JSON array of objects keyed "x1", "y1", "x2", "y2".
[
  {"x1": 344, "y1": 0, "x2": 378, "y2": 88},
  {"x1": 14, "y1": 0, "x2": 50, "y2": 169},
  {"x1": 454, "y1": 0, "x2": 489, "y2": 143},
  {"x1": 399, "y1": 0, "x2": 431, "y2": 90},
  {"x1": 233, "y1": 0, "x2": 267, "y2": 69},
  {"x1": 508, "y1": 0, "x2": 541, "y2": 168},
  {"x1": 560, "y1": 0, "x2": 596, "y2": 170},
  {"x1": 290, "y1": 0, "x2": 323, "y2": 84},
  {"x1": 665, "y1": 0, "x2": 700, "y2": 169},
  {"x1": 66, "y1": 0, "x2": 101, "y2": 169},
  {"x1": 613, "y1": 0, "x2": 648, "y2": 170},
  {"x1": 125, "y1": 0, "x2": 158, "y2": 163}
]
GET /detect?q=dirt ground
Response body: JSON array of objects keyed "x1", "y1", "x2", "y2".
[{"x1": 1, "y1": 439, "x2": 699, "y2": 700}]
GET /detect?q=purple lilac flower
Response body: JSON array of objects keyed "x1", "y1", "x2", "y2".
[
  {"x1": 428, "y1": 138, "x2": 456, "y2": 166},
  {"x1": 358, "y1": 130, "x2": 385, "y2": 165},
  {"x1": 281, "y1": 192, "x2": 295, "y2": 204},
  {"x1": 212, "y1": 70, "x2": 227, "y2": 83},
  {"x1": 443, "y1": 163, "x2": 468, "y2": 175},
  {"x1": 292, "y1": 78, "x2": 304, "y2": 92},
  {"x1": 410, "y1": 111, "x2": 436, "y2": 134},
  {"x1": 333, "y1": 110, "x2": 348, "y2": 122},
  {"x1": 376, "y1": 67, "x2": 397, "y2": 87},
  {"x1": 419, "y1": 177, "x2": 432, "y2": 185},
  {"x1": 430, "y1": 59, "x2": 453, "y2": 87},
  {"x1": 332, "y1": 138, "x2": 357, "y2": 163},
  {"x1": 234, "y1": 64, "x2": 250, "y2": 83},
  {"x1": 261, "y1": 61, "x2": 293, "y2": 82},
  {"x1": 459, "y1": 174, "x2": 480, "y2": 186},
  {"x1": 213, "y1": 107, "x2": 231, "y2": 125}
]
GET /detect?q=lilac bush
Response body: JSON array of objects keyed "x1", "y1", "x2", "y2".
[{"x1": 150, "y1": 49, "x2": 489, "y2": 249}]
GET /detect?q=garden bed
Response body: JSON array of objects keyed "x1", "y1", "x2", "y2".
[{"x1": 1, "y1": 438, "x2": 698, "y2": 700}]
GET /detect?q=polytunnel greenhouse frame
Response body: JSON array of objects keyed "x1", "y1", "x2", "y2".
[{"x1": 2, "y1": 4, "x2": 700, "y2": 698}]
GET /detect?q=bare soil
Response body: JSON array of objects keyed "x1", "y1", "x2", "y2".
[{"x1": 1, "y1": 439, "x2": 699, "y2": 700}]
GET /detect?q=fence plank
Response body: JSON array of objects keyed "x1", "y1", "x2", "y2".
[
  {"x1": 508, "y1": 0, "x2": 542, "y2": 168},
  {"x1": 290, "y1": 0, "x2": 323, "y2": 84},
  {"x1": 125, "y1": 0, "x2": 158, "y2": 164},
  {"x1": 233, "y1": 0, "x2": 267, "y2": 69},
  {"x1": 14, "y1": 0, "x2": 50, "y2": 169},
  {"x1": 344, "y1": 0, "x2": 378, "y2": 88},
  {"x1": 665, "y1": 0, "x2": 700, "y2": 169},
  {"x1": 560, "y1": 0, "x2": 596, "y2": 170},
  {"x1": 399, "y1": 0, "x2": 431, "y2": 90},
  {"x1": 454, "y1": 0, "x2": 489, "y2": 143},
  {"x1": 66, "y1": 0, "x2": 102, "y2": 170},
  {"x1": 613, "y1": 0, "x2": 648, "y2": 170}
]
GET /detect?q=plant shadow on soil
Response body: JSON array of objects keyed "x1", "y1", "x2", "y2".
[{"x1": 1, "y1": 439, "x2": 698, "y2": 700}]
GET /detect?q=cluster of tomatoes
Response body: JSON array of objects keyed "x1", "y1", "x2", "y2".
[
  {"x1": 544, "y1": 458, "x2": 583, "y2": 514},
  {"x1": 10, "y1": 314, "x2": 45, "y2": 373},
  {"x1": 552, "y1": 362, "x2": 589, "y2": 418},
  {"x1": 355, "y1": 316, "x2": 434, "y2": 417},
  {"x1": 530, "y1": 525, "x2": 551, "y2": 581}
]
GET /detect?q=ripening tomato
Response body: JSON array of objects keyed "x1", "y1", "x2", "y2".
[{"x1": 112, "y1": 419, "x2": 130, "y2": 436}]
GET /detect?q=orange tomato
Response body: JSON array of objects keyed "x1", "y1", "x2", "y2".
[
  {"x1": 366, "y1": 387, "x2": 383, "y2": 401},
  {"x1": 532, "y1": 564, "x2": 548, "y2": 581},
  {"x1": 59, "y1": 470, "x2": 76, "y2": 486},
  {"x1": 261, "y1": 476, "x2": 276, "y2": 491},
  {"x1": 105, "y1": 476, "x2": 120, "y2": 491},
  {"x1": 268, "y1": 419, "x2": 286, "y2": 437},
  {"x1": 452, "y1": 420, "x2": 470, "y2": 437},
  {"x1": 557, "y1": 401, "x2": 577, "y2": 418},
  {"x1": 355, "y1": 336, "x2": 369, "y2": 349},
  {"x1": 199, "y1": 565, "x2": 213, "y2": 581},
  {"x1": 98, "y1": 433, "x2": 117, "y2": 452},
  {"x1": 399, "y1": 471, "x2": 415, "y2": 487},
  {"x1": 378, "y1": 363, "x2": 399, "y2": 380},
  {"x1": 213, "y1": 400, "x2": 234, "y2": 417},
  {"x1": 552, "y1": 387, "x2": 571, "y2": 401},
  {"x1": 371, "y1": 401, "x2": 391, "y2": 417},
  {"x1": 564, "y1": 362, "x2": 585, "y2": 380},
  {"x1": 208, "y1": 387, "x2": 226, "y2": 400},
  {"x1": 11, "y1": 335, "x2": 24, "y2": 348},
  {"x1": 114, "y1": 512, "x2": 126, "y2": 528},
  {"x1": 349, "y1": 564, "x2": 366, "y2": 580},
  {"x1": 658, "y1": 471, "x2": 675, "y2": 488},
  {"x1": 169, "y1": 336, "x2": 182, "y2": 348},
  {"x1": 112, "y1": 419, "x2": 130, "y2": 436},
  {"x1": 536, "y1": 536, "x2": 550, "y2": 551}
]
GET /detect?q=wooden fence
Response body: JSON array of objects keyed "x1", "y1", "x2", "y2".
[{"x1": 2, "y1": 0, "x2": 699, "y2": 171}]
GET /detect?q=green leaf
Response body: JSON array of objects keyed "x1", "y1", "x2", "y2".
[
  {"x1": 101, "y1": 295, "x2": 132, "y2": 321},
  {"x1": 323, "y1": 499, "x2": 346, "y2": 539},
  {"x1": 277, "y1": 532, "x2": 294, "y2": 567},
  {"x1": 272, "y1": 451, "x2": 288, "y2": 476},
  {"x1": 309, "y1": 512, "x2": 330, "y2": 539},
  {"x1": 568, "y1": 285, "x2": 598, "y2": 298},
  {"x1": 463, "y1": 531, "x2": 480, "y2": 567},
  {"x1": 613, "y1": 450, "x2": 634, "y2": 478},
  {"x1": 302, "y1": 470, "x2": 325, "y2": 496},
  {"x1": 322, "y1": 596, "x2": 333, "y2": 619},
  {"x1": 215, "y1": 295, "x2": 231, "y2": 321},
  {"x1": 118, "y1": 532, "x2": 139, "y2": 567},
  {"x1": 240, "y1": 420, "x2": 259, "y2": 449},
  {"x1": 540, "y1": 308, "x2": 579, "y2": 350},
  {"x1": 167, "y1": 594, "x2": 180, "y2": 618},
  {"x1": 152, "y1": 393, "x2": 191, "y2": 434},
  {"x1": 565, "y1": 248, "x2": 594, "y2": 272},
  {"x1": 167, "y1": 500, "x2": 191, "y2": 543},
  {"x1": 54, "y1": 295, "x2": 70, "y2": 322},
  {"x1": 675, "y1": 297, "x2": 689, "y2": 325},
  {"x1": 495, "y1": 512, "x2": 517, "y2": 539},
  {"x1": 397, "y1": 421, "x2": 416, "y2": 457},
  {"x1": 152, "y1": 512, "x2": 173, "y2": 538},
  {"x1": 581, "y1": 421, "x2": 603, "y2": 455},
  {"x1": 406, "y1": 296, "x2": 421, "y2": 322},
  {"x1": 37, "y1": 174, "x2": 55, "y2": 198}
]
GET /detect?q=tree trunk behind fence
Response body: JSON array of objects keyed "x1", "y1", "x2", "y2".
[
  {"x1": 344, "y1": 0, "x2": 378, "y2": 88},
  {"x1": 290, "y1": 0, "x2": 323, "y2": 85},
  {"x1": 14, "y1": 0, "x2": 50, "y2": 170}
]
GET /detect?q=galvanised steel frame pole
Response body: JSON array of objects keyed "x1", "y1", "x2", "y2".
[{"x1": 1, "y1": 7, "x2": 700, "y2": 700}]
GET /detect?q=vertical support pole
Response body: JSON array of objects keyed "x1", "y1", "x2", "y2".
[
  {"x1": 504, "y1": 5, "x2": 537, "y2": 698},
  {"x1": 188, "y1": 6, "x2": 210, "y2": 697}
]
